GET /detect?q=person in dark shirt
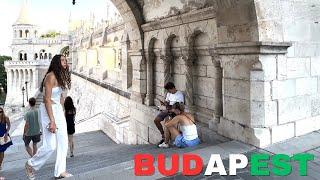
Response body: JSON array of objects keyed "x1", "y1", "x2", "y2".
[{"x1": 64, "y1": 96, "x2": 76, "y2": 157}]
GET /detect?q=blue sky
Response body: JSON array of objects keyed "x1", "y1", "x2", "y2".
[{"x1": 0, "y1": 0, "x2": 117, "y2": 56}]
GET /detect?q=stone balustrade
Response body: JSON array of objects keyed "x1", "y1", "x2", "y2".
[{"x1": 5, "y1": 60, "x2": 50, "y2": 66}]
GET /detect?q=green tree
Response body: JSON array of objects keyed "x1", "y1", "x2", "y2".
[
  {"x1": 40, "y1": 31, "x2": 61, "y2": 38},
  {"x1": 0, "y1": 55, "x2": 11, "y2": 104}
]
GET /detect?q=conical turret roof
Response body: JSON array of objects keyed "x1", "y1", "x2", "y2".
[{"x1": 14, "y1": 0, "x2": 32, "y2": 25}]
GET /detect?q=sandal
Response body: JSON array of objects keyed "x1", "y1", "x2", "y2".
[
  {"x1": 25, "y1": 162, "x2": 35, "y2": 180},
  {"x1": 54, "y1": 173, "x2": 73, "y2": 179}
]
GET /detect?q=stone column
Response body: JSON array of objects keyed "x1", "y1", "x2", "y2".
[
  {"x1": 129, "y1": 50, "x2": 146, "y2": 104},
  {"x1": 159, "y1": 54, "x2": 173, "y2": 97},
  {"x1": 144, "y1": 51, "x2": 155, "y2": 106},
  {"x1": 12, "y1": 70, "x2": 17, "y2": 94},
  {"x1": 121, "y1": 38, "x2": 131, "y2": 90},
  {"x1": 19, "y1": 70, "x2": 23, "y2": 91},
  {"x1": 216, "y1": 42, "x2": 291, "y2": 148},
  {"x1": 179, "y1": 48, "x2": 195, "y2": 106},
  {"x1": 32, "y1": 69, "x2": 38, "y2": 91}
]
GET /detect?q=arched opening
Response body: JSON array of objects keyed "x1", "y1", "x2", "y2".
[
  {"x1": 19, "y1": 50, "x2": 27, "y2": 60},
  {"x1": 190, "y1": 31, "x2": 222, "y2": 124},
  {"x1": 25, "y1": 30, "x2": 29, "y2": 38},
  {"x1": 40, "y1": 49, "x2": 45, "y2": 59},
  {"x1": 34, "y1": 30, "x2": 37, "y2": 38},
  {"x1": 25, "y1": 69, "x2": 29, "y2": 98},
  {"x1": 29, "y1": 69, "x2": 33, "y2": 92},
  {"x1": 19, "y1": 53, "x2": 23, "y2": 61},
  {"x1": 44, "y1": 53, "x2": 48, "y2": 59},
  {"x1": 49, "y1": 53, "x2": 52, "y2": 59},
  {"x1": 34, "y1": 53, "x2": 38, "y2": 60},
  {"x1": 60, "y1": 46, "x2": 69, "y2": 57},
  {"x1": 19, "y1": 30, "x2": 23, "y2": 38}
]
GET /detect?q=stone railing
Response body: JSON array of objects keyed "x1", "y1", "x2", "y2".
[
  {"x1": 4, "y1": 60, "x2": 50, "y2": 66},
  {"x1": 72, "y1": 71, "x2": 130, "y2": 98},
  {"x1": 12, "y1": 35, "x2": 69, "y2": 45}
]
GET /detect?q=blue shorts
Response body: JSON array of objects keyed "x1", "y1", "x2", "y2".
[{"x1": 174, "y1": 134, "x2": 200, "y2": 148}]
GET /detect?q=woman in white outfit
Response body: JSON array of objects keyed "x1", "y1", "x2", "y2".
[{"x1": 25, "y1": 54, "x2": 73, "y2": 179}]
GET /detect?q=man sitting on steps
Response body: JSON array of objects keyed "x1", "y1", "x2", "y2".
[{"x1": 154, "y1": 82, "x2": 184, "y2": 145}]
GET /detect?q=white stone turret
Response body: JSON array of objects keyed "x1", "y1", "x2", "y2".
[{"x1": 5, "y1": 0, "x2": 69, "y2": 107}]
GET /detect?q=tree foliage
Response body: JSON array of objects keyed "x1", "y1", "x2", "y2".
[
  {"x1": 0, "y1": 55, "x2": 11, "y2": 104},
  {"x1": 40, "y1": 31, "x2": 61, "y2": 38}
]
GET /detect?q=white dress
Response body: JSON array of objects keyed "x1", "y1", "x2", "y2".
[{"x1": 28, "y1": 87, "x2": 68, "y2": 177}]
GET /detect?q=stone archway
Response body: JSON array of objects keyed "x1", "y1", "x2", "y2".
[{"x1": 109, "y1": 0, "x2": 144, "y2": 50}]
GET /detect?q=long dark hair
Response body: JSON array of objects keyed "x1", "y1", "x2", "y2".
[
  {"x1": 40, "y1": 54, "x2": 71, "y2": 92},
  {"x1": 64, "y1": 96, "x2": 76, "y2": 113},
  {"x1": 0, "y1": 107, "x2": 8, "y2": 123}
]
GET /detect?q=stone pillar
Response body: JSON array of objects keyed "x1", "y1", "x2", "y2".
[
  {"x1": 12, "y1": 70, "x2": 17, "y2": 94},
  {"x1": 32, "y1": 69, "x2": 38, "y2": 91},
  {"x1": 180, "y1": 48, "x2": 195, "y2": 107},
  {"x1": 121, "y1": 38, "x2": 131, "y2": 90},
  {"x1": 129, "y1": 50, "x2": 146, "y2": 104},
  {"x1": 19, "y1": 70, "x2": 23, "y2": 91},
  {"x1": 144, "y1": 51, "x2": 155, "y2": 106},
  {"x1": 216, "y1": 42, "x2": 291, "y2": 148},
  {"x1": 159, "y1": 54, "x2": 173, "y2": 97}
]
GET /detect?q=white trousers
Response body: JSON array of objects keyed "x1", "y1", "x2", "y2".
[{"x1": 28, "y1": 103, "x2": 68, "y2": 177}]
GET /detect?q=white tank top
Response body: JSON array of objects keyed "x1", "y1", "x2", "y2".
[
  {"x1": 43, "y1": 86, "x2": 62, "y2": 105},
  {"x1": 180, "y1": 124, "x2": 198, "y2": 141}
]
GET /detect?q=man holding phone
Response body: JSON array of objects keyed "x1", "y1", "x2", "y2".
[{"x1": 154, "y1": 82, "x2": 184, "y2": 145}]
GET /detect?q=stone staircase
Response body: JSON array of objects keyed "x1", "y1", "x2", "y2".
[
  {"x1": 1, "y1": 130, "x2": 256, "y2": 180},
  {"x1": 35, "y1": 92, "x2": 43, "y2": 108}
]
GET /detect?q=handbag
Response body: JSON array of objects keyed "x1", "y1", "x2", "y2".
[{"x1": 0, "y1": 134, "x2": 12, "y2": 145}]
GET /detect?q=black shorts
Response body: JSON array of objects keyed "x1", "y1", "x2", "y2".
[{"x1": 23, "y1": 134, "x2": 41, "y2": 146}]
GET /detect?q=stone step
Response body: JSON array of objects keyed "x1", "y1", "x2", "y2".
[
  {"x1": 68, "y1": 140, "x2": 255, "y2": 180},
  {"x1": 2, "y1": 130, "x2": 224, "y2": 180}
]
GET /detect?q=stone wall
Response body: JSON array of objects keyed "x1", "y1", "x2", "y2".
[
  {"x1": 68, "y1": 0, "x2": 320, "y2": 148},
  {"x1": 68, "y1": 74, "x2": 133, "y2": 144},
  {"x1": 143, "y1": 0, "x2": 216, "y2": 22}
]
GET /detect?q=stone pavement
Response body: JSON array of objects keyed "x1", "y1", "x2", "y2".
[
  {"x1": 2, "y1": 128, "x2": 320, "y2": 179},
  {"x1": 162, "y1": 130, "x2": 320, "y2": 180},
  {"x1": 1, "y1": 130, "x2": 229, "y2": 180}
]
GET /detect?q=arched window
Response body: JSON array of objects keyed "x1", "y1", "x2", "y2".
[
  {"x1": 34, "y1": 30, "x2": 37, "y2": 38},
  {"x1": 19, "y1": 53, "x2": 23, "y2": 60},
  {"x1": 44, "y1": 53, "x2": 48, "y2": 59},
  {"x1": 19, "y1": 30, "x2": 23, "y2": 38},
  {"x1": 34, "y1": 53, "x2": 38, "y2": 60},
  {"x1": 49, "y1": 53, "x2": 52, "y2": 59},
  {"x1": 25, "y1": 30, "x2": 29, "y2": 38},
  {"x1": 24, "y1": 53, "x2": 27, "y2": 60},
  {"x1": 39, "y1": 49, "x2": 46, "y2": 59}
]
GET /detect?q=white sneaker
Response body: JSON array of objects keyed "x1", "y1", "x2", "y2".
[{"x1": 158, "y1": 142, "x2": 170, "y2": 148}]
